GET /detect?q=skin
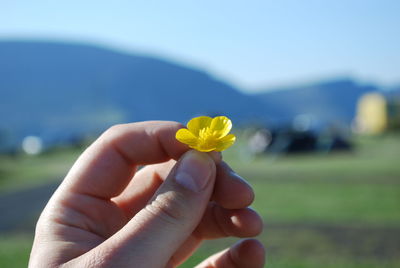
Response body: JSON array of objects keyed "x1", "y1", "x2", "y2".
[{"x1": 29, "y1": 121, "x2": 266, "y2": 268}]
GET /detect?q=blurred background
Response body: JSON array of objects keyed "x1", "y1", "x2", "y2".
[{"x1": 1, "y1": 1, "x2": 399, "y2": 267}]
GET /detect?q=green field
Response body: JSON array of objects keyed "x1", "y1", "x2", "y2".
[
  {"x1": 1, "y1": 134, "x2": 399, "y2": 267},
  {"x1": 0, "y1": 147, "x2": 80, "y2": 193}
]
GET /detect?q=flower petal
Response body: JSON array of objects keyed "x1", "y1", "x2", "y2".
[
  {"x1": 210, "y1": 116, "x2": 232, "y2": 138},
  {"x1": 176, "y1": 128, "x2": 198, "y2": 146},
  {"x1": 194, "y1": 144, "x2": 216, "y2": 152},
  {"x1": 187, "y1": 116, "x2": 213, "y2": 136},
  {"x1": 215, "y1": 134, "x2": 236, "y2": 151}
]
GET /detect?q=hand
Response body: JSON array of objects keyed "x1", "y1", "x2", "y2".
[{"x1": 29, "y1": 121, "x2": 265, "y2": 267}]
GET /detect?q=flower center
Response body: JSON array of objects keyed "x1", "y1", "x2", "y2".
[{"x1": 197, "y1": 127, "x2": 218, "y2": 149}]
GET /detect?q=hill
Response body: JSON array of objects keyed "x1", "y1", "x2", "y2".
[
  {"x1": 0, "y1": 41, "x2": 276, "y2": 149},
  {"x1": 0, "y1": 40, "x2": 392, "y2": 151},
  {"x1": 254, "y1": 79, "x2": 378, "y2": 127}
]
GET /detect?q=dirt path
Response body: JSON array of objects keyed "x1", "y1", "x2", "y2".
[
  {"x1": 0, "y1": 182, "x2": 60, "y2": 233},
  {"x1": 265, "y1": 222, "x2": 400, "y2": 260},
  {"x1": 1, "y1": 182, "x2": 399, "y2": 261}
]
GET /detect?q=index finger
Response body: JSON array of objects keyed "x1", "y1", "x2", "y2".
[{"x1": 61, "y1": 121, "x2": 188, "y2": 199}]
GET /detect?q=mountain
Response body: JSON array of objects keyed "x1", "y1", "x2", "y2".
[
  {"x1": 254, "y1": 79, "x2": 378, "y2": 128},
  {"x1": 386, "y1": 86, "x2": 400, "y2": 97},
  {"x1": 0, "y1": 41, "x2": 277, "y2": 149},
  {"x1": 0, "y1": 40, "x2": 391, "y2": 151}
]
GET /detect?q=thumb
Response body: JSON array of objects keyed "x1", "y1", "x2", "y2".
[{"x1": 85, "y1": 150, "x2": 216, "y2": 267}]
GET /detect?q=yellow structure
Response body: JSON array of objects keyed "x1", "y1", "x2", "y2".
[{"x1": 356, "y1": 93, "x2": 388, "y2": 134}]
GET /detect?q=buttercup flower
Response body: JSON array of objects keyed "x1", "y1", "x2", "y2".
[{"x1": 176, "y1": 116, "x2": 236, "y2": 152}]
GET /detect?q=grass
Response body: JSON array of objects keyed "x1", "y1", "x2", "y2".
[
  {"x1": 184, "y1": 133, "x2": 400, "y2": 267},
  {"x1": 0, "y1": 234, "x2": 32, "y2": 267},
  {"x1": 0, "y1": 133, "x2": 399, "y2": 267},
  {"x1": 0, "y1": 147, "x2": 81, "y2": 193},
  {"x1": 253, "y1": 181, "x2": 400, "y2": 225},
  {"x1": 229, "y1": 134, "x2": 400, "y2": 226}
]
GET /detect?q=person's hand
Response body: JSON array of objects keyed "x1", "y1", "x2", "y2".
[{"x1": 29, "y1": 121, "x2": 265, "y2": 267}]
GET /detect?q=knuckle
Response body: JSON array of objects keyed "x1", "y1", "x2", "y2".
[
  {"x1": 103, "y1": 124, "x2": 126, "y2": 139},
  {"x1": 99, "y1": 123, "x2": 134, "y2": 148}
]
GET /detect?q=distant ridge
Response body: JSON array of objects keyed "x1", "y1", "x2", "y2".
[
  {"x1": 0, "y1": 40, "x2": 393, "y2": 150},
  {"x1": 0, "y1": 40, "x2": 276, "y2": 148},
  {"x1": 254, "y1": 78, "x2": 379, "y2": 127}
]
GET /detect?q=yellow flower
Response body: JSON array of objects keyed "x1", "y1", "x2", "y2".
[{"x1": 176, "y1": 116, "x2": 236, "y2": 152}]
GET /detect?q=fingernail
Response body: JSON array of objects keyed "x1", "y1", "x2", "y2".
[{"x1": 175, "y1": 150, "x2": 213, "y2": 192}]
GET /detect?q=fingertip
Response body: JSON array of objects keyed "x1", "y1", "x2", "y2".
[
  {"x1": 231, "y1": 239, "x2": 266, "y2": 268},
  {"x1": 155, "y1": 121, "x2": 189, "y2": 160},
  {"x1": 229, "y1": 207, "x2": 264, "y2": 237},
  {"x1": 213, "y1": 162, "x2": 254, "y2": 209},
  {"x1": 230, "y1": 171, "x2": 255, "y2": 205},
  {"x1": 195, "y1": 238, "x2": 266, "y2": 268}
]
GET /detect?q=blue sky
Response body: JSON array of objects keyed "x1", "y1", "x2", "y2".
[{"x1": 1, "y1": 0, "x2": 399, "y2": 91}]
